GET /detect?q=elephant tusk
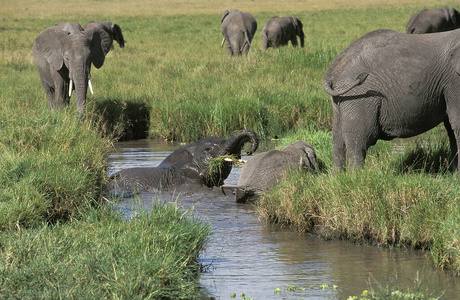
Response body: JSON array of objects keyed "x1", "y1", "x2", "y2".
[
  {"x1": 223, "y1": 158, "x2": 247, "y2": 163},
  {"x1": 88, "y1": 79, "x2": 94, "y2": 95},
  {"x1": 221, "y1": 37, "x2": 226, "y2": 48},
  {"x1": 69, "y1": 79, "x2": 73, "y2": 97}
]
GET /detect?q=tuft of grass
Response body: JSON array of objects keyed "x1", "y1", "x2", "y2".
[{"x1": 0, "y1": 202, "x2": 211, "y2": 299}]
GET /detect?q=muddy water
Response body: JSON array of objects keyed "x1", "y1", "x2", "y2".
[{"x1": 108, "y1": 139, "x2": 460, "y2": 299}]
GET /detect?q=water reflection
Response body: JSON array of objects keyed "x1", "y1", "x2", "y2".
[{"x1": 108, "y1": 139, "x2": 459, "y2": 299}]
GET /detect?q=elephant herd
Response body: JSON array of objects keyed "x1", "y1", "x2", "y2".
[{"x1": 33, "y1": 7, "x2": 460, "y2": 202}]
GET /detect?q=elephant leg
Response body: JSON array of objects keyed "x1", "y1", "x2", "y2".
[
  {"x1": 291, "y1": 36, "x2": 298, "y2": 47},
  {"x1": 443, "y1": 119, "x2": 458, "y2": 171}
]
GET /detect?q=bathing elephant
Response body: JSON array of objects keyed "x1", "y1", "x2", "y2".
[
  {"x1": 406, "y1": 7, "x2": 460, "y2": 34},
  {"x1": 108, "y1": 130, "x2": 259, "y2": 196},
  {"x1": 221, "y1": 9, "x2": 257, "y2": 56},
  {"x1": 323, "y1": 29, "x2": 460, "y2": 173},
  {"x1": 262, "y1": 16, "x2": 305, "y2": 49},
  {"x1": 32, "y1": 21, "x2": 125, "y2": 119},
  {"x1": 222, "y1": 141, "x2": 316, "y2": 203}
]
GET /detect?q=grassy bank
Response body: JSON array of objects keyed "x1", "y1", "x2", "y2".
[{"x1": 257, "y1": 127, "x2": 460, "y2": 274}]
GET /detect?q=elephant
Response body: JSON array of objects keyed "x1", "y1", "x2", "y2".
[
  {"x1": 262, "y1": 16, "x2": 305, "y2": 49},
  {"x1": 222, "y1": 141, "x2": 316, "y2": 203},
  {"x1": 221, "y1": 9, "x2": 257, "y2": 56},
  {"x1": 107, "y1": 130, "x2": 259, "y2": 196},
  {"x1": 323, "y1": 28, "x2": 460, "y2": 173},
  {"x1": 32, "y1": 21, "x2": 125, "y2": 119},
  {"x1": 405, "y1": 7, "x2": 460, "y2": 34}
]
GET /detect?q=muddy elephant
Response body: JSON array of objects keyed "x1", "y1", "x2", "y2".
[
  {"x1": 32, "y1": 21, "x2": 125, "y2": 119},
  {"x1": 222, "y1": 141, "x2": 316, "y2": 203},
  {"x1": 221, "y1": 9, "x2": 257, "y2": 56},
  {"x1": 262, "y1": 16, "x2": 305, "y2": 49},
  {"x1": 108, "y1": 130, "x2": 259, "y2": 196},
  {"x1": 323, "y1": 29, "x2": 460, "y2": 173},
  {"x1": 406, "y1": 7, "x2": 460, "y2": 34}
]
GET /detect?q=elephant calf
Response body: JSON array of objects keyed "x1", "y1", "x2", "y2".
[
  {"x1": 223, "y1": 141, "x2": 316, "y2": 203},
  {"x1": 221, "y1": 9, "x2": 257, "y2": 56},
  {"x1": 262, "y1": 16, "x2": 305, "y2": 49}
]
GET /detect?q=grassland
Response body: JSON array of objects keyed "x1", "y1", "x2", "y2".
[{"x1": 1, "y1": 0, "x2": 460, "y2": 298}]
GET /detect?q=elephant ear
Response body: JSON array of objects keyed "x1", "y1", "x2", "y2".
[
  {"x1": 450, "y1": 44, "x2": 460, "y2": 76},
  {"x1": 34, "y1": 27, "x2": 70, "y2": 71},
  {"x1": 221, "y1": 10, "x2": 230, "y2": 23},
  {"x1": 83, "y1": 21, "x2": 125, "y2": 56},
  {"x1": 292, "y1": 17, "x2": 303, "y2": 35},
  {"x1": 86, "y1": 28, "x2": 105, "y2": 69}
]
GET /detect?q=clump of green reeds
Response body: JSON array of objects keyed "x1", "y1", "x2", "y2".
[{"x1": 0, "y1": 202, "x2": 211, "y2": 299}]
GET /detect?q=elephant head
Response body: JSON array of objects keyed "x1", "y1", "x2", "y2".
[
  {"x1": 32, "y1": 21, "x2": 124, "y2": 119},
  {"x1": 291, "y1": 17, "x2": 305, "y2": 48},
  {"x1": 160, "y1": 129, "x2": 259, "y2": 187},
  {"x1": 108, "y1": 130, "x2": 259, "y2": 196},
  {"x1": 223, "y1": 141, "x2": 317, "y2": 203}
]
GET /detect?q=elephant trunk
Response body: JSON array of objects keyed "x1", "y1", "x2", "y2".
[
  {"x1": 222, "y1": 129, "x2": 259, "y2": 158},
  {"x1": 74, "y1": 75, "x2": 88, "y2": 119}
]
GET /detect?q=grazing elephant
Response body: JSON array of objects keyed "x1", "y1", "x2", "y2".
[
  {"x1": 222, "y1": 141, "x2": 316, "y2": 203},
  {"x1": 406, "y1": 7, "x2": 460, "y2": 34},
  {"x1": 32, "y1": 21, "x2": 125, "y2": 119},
  {"x1": 262, "y1": 16, "x2": 305, "y2": 49},
  {"x1": 323, "y1": 29, "x2": 460, "y2": 173},
  {"x1": 221, "y1": 9, "x2": 257, "y2": 56},
  {"x1": 108, "y1": 130, "x2": 259, "y2": 196}
]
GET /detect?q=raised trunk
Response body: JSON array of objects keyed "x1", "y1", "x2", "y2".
[{"x1": 222, "y1": 129, "x2": 259, "y2": 158}]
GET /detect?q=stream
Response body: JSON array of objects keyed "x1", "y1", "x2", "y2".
[{"x1": 107, "y1": 139, "x2": 460, "y2": 299}]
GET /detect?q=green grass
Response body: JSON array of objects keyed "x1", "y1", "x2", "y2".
[{"x1": 0, "y1": 202, "x2": 211, "y2": 299}]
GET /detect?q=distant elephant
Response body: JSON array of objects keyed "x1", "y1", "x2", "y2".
[
  {"x1": 262, "y1": 16, "x2": 305, "y2": 49},
  {"x1": 323, "y1": 29, "x2": 460, "y2": 173},
  {"x1": 406, "y1": 7, "x2": 460, "y2": 34},
  {"x1": 222, "y1": 141, "x2": 316, "y2": 203},
  {"x1": 32, "y1": 21, "x2": 125, "y2": 119},
  {"x1": 108, "y1": 130, "x2": 259, "y2": 196},
  {"x1": 221, "y1": 9, "x2": 257, "y2": 56}
]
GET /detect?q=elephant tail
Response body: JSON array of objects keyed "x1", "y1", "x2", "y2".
[
  {"x1": 240, "y1": 30, "x2": 253, "y2": 53},
  {"x1": 323, "y1": 73, "x2": 369, "y2": 96}
]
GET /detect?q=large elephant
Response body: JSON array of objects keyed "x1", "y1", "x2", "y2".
[
  {"x1": 323, "y1": 29, "x2": 460, "y2": 172},
  {"x1": 406, "y1": 7, "x2": 460, "y2": 34},
  {"x1": 108, "y1": 130, "x2": 259, "y2": 196},
  {"x1": 32, "y1": 21, "x2": 125, "y2": 119},
  {"x1": 221, "y1": 9, "x2": 257, "y2": 56},
  {"x1": 223, "y1": 141, "x2": 316, "y2": 203},
  {"x1": 262, "y1": 16, "x2": 305, "y2": 49}
]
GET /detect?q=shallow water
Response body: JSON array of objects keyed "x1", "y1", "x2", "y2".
[{"x1": 108, "y1": 139, "x2": 460, "y2": 299}]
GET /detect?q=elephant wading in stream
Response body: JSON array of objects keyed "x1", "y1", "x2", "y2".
[
  {"x1": 223, "y1": 141, "x2": 317, "y2": 203},
  {"x1": 108, "y1": 130, "x2": 259, "y2": 196},
  {"x1": 221, "y1": 9, "x2": 257, "y2": 56},
  {"x1": 323, "y1": 28, "x2": 460, "y2": 173},
  {"x1": 262, "y1": 16, "x2": 305, "y2": 49},
  {"x1": 406, "y1": 7, "x2": 460, "y2": 34},
  {"x1": 32, "y1": 21, "x2": 125, "y2": 119}
]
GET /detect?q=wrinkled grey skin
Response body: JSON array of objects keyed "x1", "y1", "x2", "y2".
[
  {"x1": 406, "y1": 7, "x2": 460, "y2": 34},
  {"x1": 108, "y1": 130, "x2": 259, "y2": 196},
  {"x1": 223, "y1": 141, "x2": 316, "y2": 203},
  {"x1": 32, "y1": 21, "x2": 125, "y2": 119},
  {"x1": 221, "y1": 9, "x2": 257, "y2": 56},
  {"x1": 262, "y1": 16, "x2": 305, "y2": 49},
  {"x1": 323, "y1": 29, "x2": 460, "y2": 173}
]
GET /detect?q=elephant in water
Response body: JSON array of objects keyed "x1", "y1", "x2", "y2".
[
  {"x1": 222, "y1": 141, "x2": 316, "y2": 203},
  {"x1": 108, "y1": 130, "x2": 259, "y2": 196},
  {"x1": 406, "y1": 7, "x2": 460, "y2": 34},
  {"x1": 221, "y1": 9, "x2": 257, "y2": 56},
  {"x1": 323, "y1": 28, "x2": 460, "y2": 173},
  {"x1": 32, "y1": 21, "x2": 125, "y2": 119},
  {"x1": 262, "y1": 16, "x2": 305, "y2": 49}
]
